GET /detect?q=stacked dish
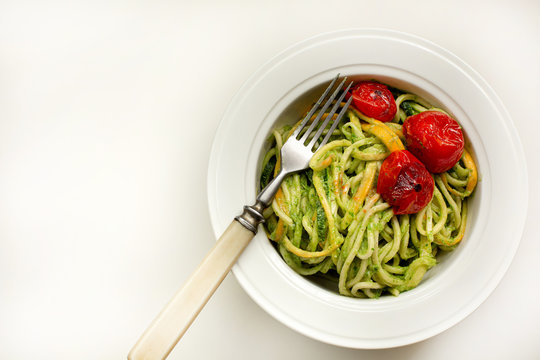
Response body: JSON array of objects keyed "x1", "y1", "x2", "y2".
[{"x1": 207, "y1": 29, "x2": 527, "y2": 348}]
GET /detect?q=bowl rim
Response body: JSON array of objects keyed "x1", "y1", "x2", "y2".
[{"x1": 207, "y1": 28, "x2": 528, "y2": 348}]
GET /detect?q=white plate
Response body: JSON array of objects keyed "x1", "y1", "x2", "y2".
[{"x1": 207, "y1": 29, "x2": 527, "y2": 348}]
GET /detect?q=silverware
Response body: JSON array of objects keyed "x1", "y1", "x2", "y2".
[{"x1": 128, "y1": 74, "x2": 352, "y2": 360}]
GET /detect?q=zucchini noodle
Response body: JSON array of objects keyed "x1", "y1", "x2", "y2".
[{"x1": 259, "y1": 83, "x2": 478, "y2": 298}]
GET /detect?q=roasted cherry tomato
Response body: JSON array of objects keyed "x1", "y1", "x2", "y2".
[
  {"x1": 350, "y1": 81, "x2": 397, "y2": 122},
  {"x1": 377, "y1": 150, "x2": 434, "y2": 215},
  {"x1": 403, "y1": 111, "x2": 465, "y2": 173}
]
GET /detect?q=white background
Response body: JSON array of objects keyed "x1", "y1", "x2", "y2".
[{"x1": 0, "y1": 0, "x2": 539, "y2": 359}]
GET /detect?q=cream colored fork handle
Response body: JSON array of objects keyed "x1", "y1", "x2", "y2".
[{"x1": 128, "y1": 220, "x2": 254, "y2": 360}]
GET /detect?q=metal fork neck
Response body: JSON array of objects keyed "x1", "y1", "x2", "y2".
[
  {"x1": 235, "y1": 201, "x2": 265, "y2": 234},
  {"x1": 235, "y1": 169, "x2": 288, "y2": 234},
  {"x1": 256, "y1": 170, "x2": 287, "y2": 207}
]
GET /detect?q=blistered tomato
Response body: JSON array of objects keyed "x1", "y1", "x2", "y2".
[
  {"x1": 403, "y1": 111, "x2": 465, "y2": 173},
  {"x1": 377, "y1": 150, "x2": 434, "y2": 215},
  {"x1": 350, "y1": 81, "x2": 397, "y2": 122}
]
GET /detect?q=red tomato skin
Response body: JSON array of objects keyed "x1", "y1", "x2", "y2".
[
  {"x1": 403, "y1": 111, "x2": 465, "y2": 173},
  {"x1": 350, "y1": 81, "x2": 397, "y2": 122},
  {"x1": 377, "y1": 150, "x2": 434, "y2": 215}
]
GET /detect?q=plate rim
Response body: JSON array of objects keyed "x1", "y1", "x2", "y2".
[{"x1": 207, "y1": 28, "x2": 528, "y2": 348}]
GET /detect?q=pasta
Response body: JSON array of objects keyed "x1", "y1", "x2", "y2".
[{"x1": 259, "y1": 84, "x2": 478, "y2": 298}]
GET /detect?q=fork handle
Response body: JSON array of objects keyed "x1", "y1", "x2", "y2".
[{"x1": 128, "y1": 220, "x2": 255, "y2": 360}]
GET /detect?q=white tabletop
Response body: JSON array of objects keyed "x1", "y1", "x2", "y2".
[{"x1": 1, "y1": 0, "x2": 539, "y2": 359}]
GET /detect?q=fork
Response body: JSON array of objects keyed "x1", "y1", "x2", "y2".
[{"x1": 128, "y1": 75, "x2": 353, "y2": 360}]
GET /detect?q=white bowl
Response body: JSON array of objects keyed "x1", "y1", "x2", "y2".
[{"x1": 207, "y1": 29, "x2": 527, "y2": 348}]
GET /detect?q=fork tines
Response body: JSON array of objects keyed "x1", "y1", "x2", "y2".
[{"x1": 292, "y1": 74, "x2": 353, "y2": 152}]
